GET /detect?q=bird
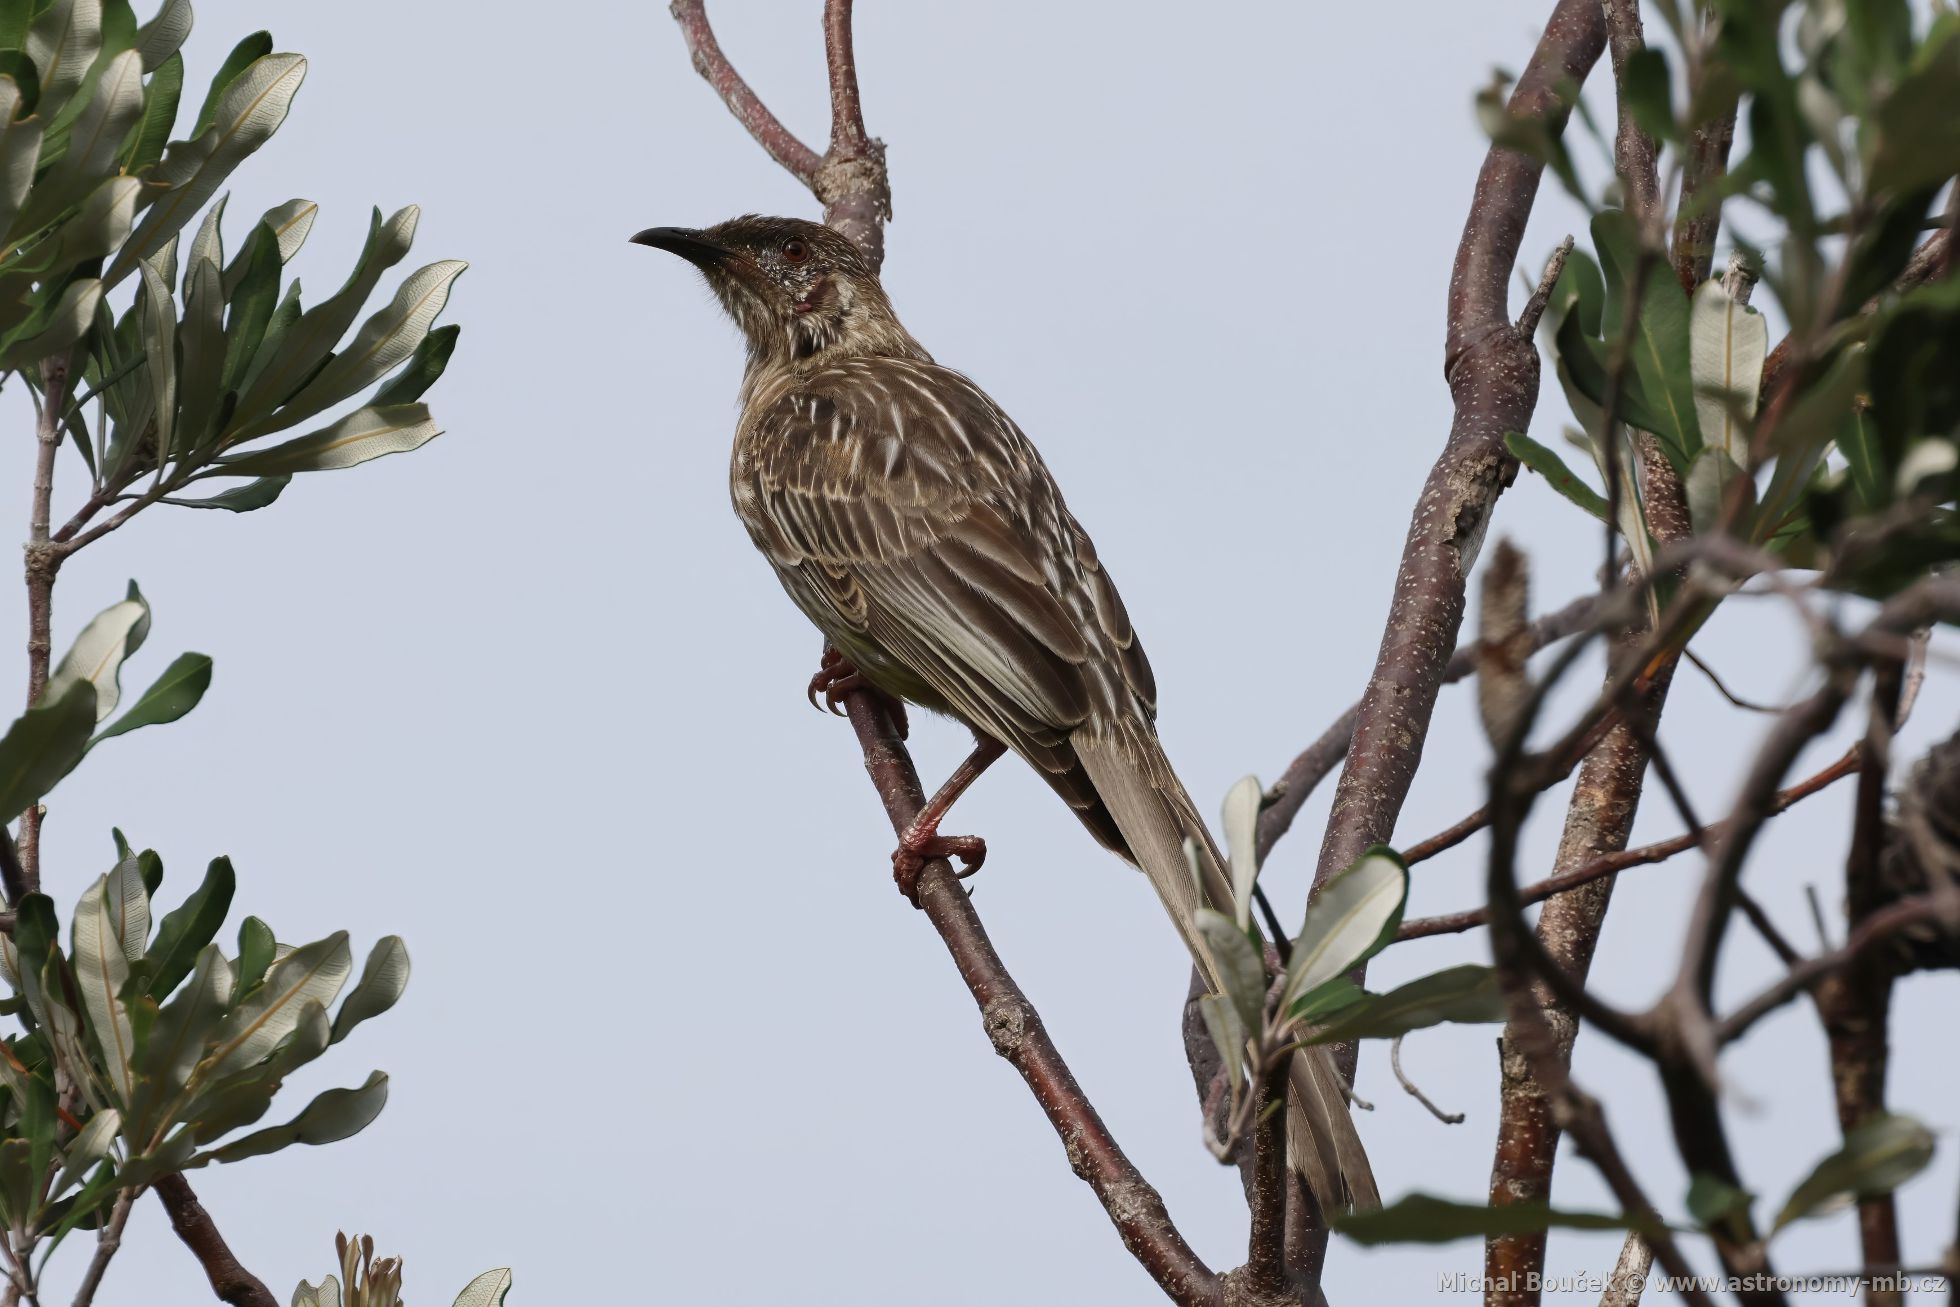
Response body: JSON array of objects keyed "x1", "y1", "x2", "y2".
[{"x1": 634, "y1": 214, "x2": 1375, "y2": 1210}]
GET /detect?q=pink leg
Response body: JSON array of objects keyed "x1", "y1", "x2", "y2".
[{"x1": 893, "y1": 737, "x2": 1008, "y2": 904}]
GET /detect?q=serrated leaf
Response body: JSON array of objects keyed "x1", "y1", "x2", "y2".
[
  {"x1": 90, "y1": 651, "x2": 210, "y2": 745},
  {"x1": 0, "y1": 680, "x2": 95, "y2": 820},
  {"x1": 330, "y1": 936, "x2": 407, "y2": 1045},
  {"x1": 1220, "y1": 775, "x2": 1261, "y2": 931},
  {"x1": 44, "y1": 594, "x2": 146, "y2": 721},
  {"x1": 1281, "y1": 846, "x2": 1407, "y2": 1012},
  {"x1": 1773, "y1": 1113, "x2": 1936, "y2": 1231},
  {"x1": 1195, "y1": 907, "x2": 1265, "y2": 1034},
  {"x1": 1308, "y1": 965, "x2": 1506, "y2": 1044},
  {"x1": 218, "y1": 403, "x2": 440, "y2": 476},
  {"x1": 202, "y1": 1069, "x2": 387, "y2": 1164}
]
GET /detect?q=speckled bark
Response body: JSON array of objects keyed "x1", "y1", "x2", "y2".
[
  {"x1": 1313, "y1": 0, "x2": 1606, "y2": 897},
  {"x1": 1485, "y1": 662, "x2": 1672, "y2": 1307}
]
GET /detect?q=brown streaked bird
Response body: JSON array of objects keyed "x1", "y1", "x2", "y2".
[{"x1": 634, "y1": 214, "x2": 1374, "y2": 1210}]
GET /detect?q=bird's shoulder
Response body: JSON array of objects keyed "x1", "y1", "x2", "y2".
[{"x1": 739, "y1": 356, "x2": 1047, "y2": 499}]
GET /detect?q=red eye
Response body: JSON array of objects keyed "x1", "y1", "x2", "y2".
[{"x1": 782, "y1": 239, "x2": 809, "y2": 264}]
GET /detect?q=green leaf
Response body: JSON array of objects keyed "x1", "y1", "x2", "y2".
[
  {"x1": 1334, "y1": 1192, "x2": 1633, "y2": 1245},
  {"x1": 126, "y1": 944, "x2": 230, "y2": 1142},
  {"x1": 235, "y1": 204, "x2": 417, "y2": 419},
  {"x1": 44, "y1": 592, "x2": 147, "y2": 721},
  {"x1": 90, "y1": 651, "x2": 210, "y2": 745},
  {"x1": 1687, "y1": 278, "x2": 1767, "y2": 466},
  {"x1": 191, "y1": 30, "x2": 270, "y2": 137},
  {"x1": 1866, "y1": 18, "x2": 1960, "y2": 196},
  {"x1": 144, "y1": 856, "x2": 235, "y2": 1000},
  {"x1": 162, "y1": 477, "x2": 289, "y2": 512},
  {"x1": 1197, "y1": 993, "x2": 1245, "y2": 1098},
  {"x1": 1195, "y1": 907, "x2": 1266, "y2": 1034},
  {"x1": 123, "y1": 48, "x2": 180, "y2": 172},
  {"x1": 1837, "y1": 409, "x2": 1886, "y2": 513},
  {"x1": 0, "y1": 80, "x2": 46, "y2": 248},
  {"x1": 1758, "y1": 345, "x2": 1867, "y2": 537},
  {"x1": 175, "y1": 250, "x2": 224, "y2": 452},
  {"x1": 1280, "y1": 846, "x2": 1406, "y2": 1013},
  {"x1": 1773, "y1": 1113, "x2": 1936, "y2": 1231},
  {"x1": 255, "y1": 196, "x2": 318, "y2": 265},
  {"x1": 1286, "y1": 976, "x2": 1366, "y2": 1026},
  {"x1": 107, "y1": 51, "x2": 307, "y2": 286},
  {"x1": 1506, "y1": 430, "x2": 1609, "y2": 520},
  {"x1": 25, "y1": 0, "x2": 103, "y2": 119},
  {"x1": 0, "y1": 277, "x2": 104, "y2": 371},
  {"x1": 233, "y1": 916, "x2": 274, "y2": 995},
  {"x1": 132, "y1": 0, "x2": 190, "y2": 70},
  {"x1": 202, "y1": 1069, "x2": 388, "y2": 1164},
  {"x1": 1219, "y1": 775, "x2": 1261, "y2": 931},
  {"x1": 135, "y1": 255, "x2": 178, "y2": 460},
  {"x1": 330, "y1": 936, "x2": 408, "y2": 1045},
  {"x1": 451, "y1": 1269, "x2": 513, "y2": 1307},
  {"x1": 71, "y1": 872, "x2": 137, "y2": 1105},
  {"x1": 1592, "y1": 209, "x2": 1703, "y2": 468},
  {"x1": 205, "y1": 931, "x2": 351, "y2": 1079},
  {"x1": 1625, "y1": 46, "x2": 1677, "y2": 142},
  {"x1": 1685, "y1": 446, "x2": 1754, "y2": 538},
  {"x1": 0, "y1": 680, "x2": 96, "y2": 820},
  {"x1": 1686, "y1": 1173, "x2": 1753, "y2": 1235},
  {"x1": 370, "y1": 323, "x2": 457, "y2": 406},
  {"x1": 1308, "y1": 965, "x2": 1506, "y2": 1044},
  {"x1": 101, "y1": 849, "x2": 148, "y2": 962},
  {"x1": 48, "y1": 1107, "x2": 118, "y2": 1199},
  {"x1": 219, "y1": 219, "x2": 282, "y2": 394},
  {"x1": 217, "y1": 403, "x2": 441, "y2": 476},
  {"x1": 242, "y1": 258, "x2": 465, "y2": 439}
]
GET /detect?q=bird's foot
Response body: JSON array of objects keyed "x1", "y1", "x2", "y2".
[
  {"x1": 892, "y1": 821, "x2": 987, "y2": 906},
  {"x1": 806, "y1": 647, "x2": 907, "y2": 736}
]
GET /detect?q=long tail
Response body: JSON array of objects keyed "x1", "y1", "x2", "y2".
[{"x1": 1074, "y1": 724, "x2": 1379, "y2": 1212}]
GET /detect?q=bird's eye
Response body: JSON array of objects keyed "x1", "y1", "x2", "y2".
[{"x1": 782, "y1": 239, "x2": 809, "y2": 264}]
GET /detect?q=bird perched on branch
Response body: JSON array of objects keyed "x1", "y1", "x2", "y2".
[{"x1": 635, "y1": 214, "x2": 1374, "y2": 1209}]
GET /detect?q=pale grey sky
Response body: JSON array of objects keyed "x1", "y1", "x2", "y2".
[{"x1": 10, "y1": 3, "x2": 1956, "y2": 1303}]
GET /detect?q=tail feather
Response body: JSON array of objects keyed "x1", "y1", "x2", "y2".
[{"x1": 1074, "y1": 726, "x2": 1378, "y2": 1212}]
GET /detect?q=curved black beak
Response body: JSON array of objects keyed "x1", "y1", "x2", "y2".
[{"x1": 630, "y1": 226, "x2": 731, "y2": 269}]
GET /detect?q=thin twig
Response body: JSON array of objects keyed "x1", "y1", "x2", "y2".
[
  {"x1": 1719, "y1": 892, "x2": 1948, "y2": 1045},
  {"x1": 842, "y1": 691, "x2": 1221, "y2": 1305},
  {"x1": 68, "y1": 1188, "x2": 136, "y2": 1307},
  {"x1": 1256, "y1": 594, "x2": 1597, "y2": 862},
  {"x1": 1396, "y1": 743, "x2": 1859, "y2": 940},
  {"x1": 17, "y1": 355, "x2": 74, "y2": 897},
  {"x1": 1686, "y1": 647, "x2": 1782, "y2": 713},
  {"x1": 668, "y1": 0, "x2": 822, "y2": 183},
  {"x1": 1389, "y1": 1036, "x2": 1463, "y2": 1124}
]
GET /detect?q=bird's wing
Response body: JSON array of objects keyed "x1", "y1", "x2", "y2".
[{"x1": 738, "y1": 358, "x2": 1153, "y2": 765}]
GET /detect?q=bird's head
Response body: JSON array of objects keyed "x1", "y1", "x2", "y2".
[{"x1": 632, "y1": 215, "x2": 919, "y2": 369}]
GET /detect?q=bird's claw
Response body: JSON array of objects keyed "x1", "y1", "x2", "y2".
[
  {"x1": 805, "y1": 647, "x2": 908, "y2": 736},
  {"x1": 806, "y1": 648, "x2": 863, "y2": 716},
  {"x1": 892, "y1": 829, "x2": 987, "y2": 906}
]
